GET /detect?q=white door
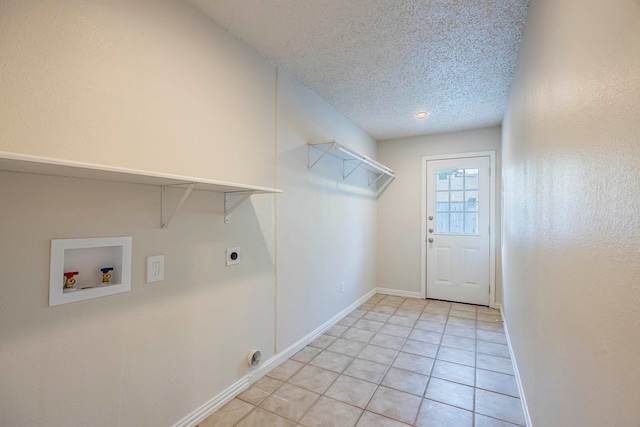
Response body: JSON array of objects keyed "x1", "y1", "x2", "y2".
[{"x1": 425, "y1": 155, "x2": 492, "y2": 306}]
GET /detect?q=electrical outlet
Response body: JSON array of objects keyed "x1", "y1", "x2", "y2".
[
  {"x1": 226, "y1": 247, "x2": 240, "y2": 266},
  {"x1": 147, "y1": 255, "x2": 165, "y2": 283},
  {"x1": 341, "y1": 282, "x2": 345, "y2": 293}
]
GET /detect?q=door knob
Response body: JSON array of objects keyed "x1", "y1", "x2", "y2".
[{"x1": 428, "y1": 238, "x2": 434, "y2": 243}]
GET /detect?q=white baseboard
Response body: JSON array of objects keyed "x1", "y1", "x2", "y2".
[
  {"x1": 497, "y1": 303, "x2": 533, "y2": 427},
  {"x1": 376, "y1": 287, "x2": 422, "y2": 299},
  {"x1": 172, "y1": 376, "x2": 249, "y2": 427},
  {"x1": 248, "y1": 287, "x2": 376, "y2": 385},
  {"x1": 172, "y1": 288, "x2": 376, "y2": 427}
]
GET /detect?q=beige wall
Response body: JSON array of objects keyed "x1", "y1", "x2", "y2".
[
  {"x1": 0, "y1": 0, "x2": 275, "y2": 185},
  {"x1": 501, "y1": 0, "x2": 640, "y2": 425},
  {"x1": 0, "y1": 1, "x2": 376, "y2": 426},
  {"x1": 276, "y1": 71, "x2": 378, "y2": 351},
  {"x1": 377, "y1": 127, "x2": 502, "y2": 301}
]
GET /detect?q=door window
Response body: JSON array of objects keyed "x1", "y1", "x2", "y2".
[{"x1": 435, "y1": 168, "x2": 479, "y2": 234}]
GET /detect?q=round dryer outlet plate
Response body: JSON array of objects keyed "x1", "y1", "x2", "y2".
[{"x1": 226, "y1": 247, "x2": 240, "y2": 266}]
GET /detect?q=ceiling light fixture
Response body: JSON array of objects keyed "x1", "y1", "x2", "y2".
[{"x1": 415, "y1": 111, "x2": 429, "y2": 119}]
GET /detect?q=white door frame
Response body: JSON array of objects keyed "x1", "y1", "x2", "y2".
[{"x1": 421, "y1": 151, "x2": 497, "y2": 307}]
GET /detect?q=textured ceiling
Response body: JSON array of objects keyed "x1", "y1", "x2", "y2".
[{"x1": 187, "y1": 0, "x2": 529, "y2": 140}]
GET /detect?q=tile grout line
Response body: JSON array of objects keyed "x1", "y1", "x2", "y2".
[{"x1": 222, "y1": 295, "x2": 520, "y2": 427}]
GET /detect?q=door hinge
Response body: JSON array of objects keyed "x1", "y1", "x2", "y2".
[{"x1": 489, "y1": 167, "x2": 491, "y2": 176}]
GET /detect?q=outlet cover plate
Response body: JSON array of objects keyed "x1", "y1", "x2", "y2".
[
  {"x1": 226, "y1": 247, "x2": 240, "y2": 266},
  {"x1": 147, "y1": 255, "x2": 165, "y2": 283}
]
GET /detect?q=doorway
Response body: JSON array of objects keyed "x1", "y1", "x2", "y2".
[{"x1": 421, "y1": 152, "x2": 496, "y2": 306}]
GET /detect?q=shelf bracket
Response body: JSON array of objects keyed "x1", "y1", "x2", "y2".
[
  {"x1": 161, "y1": 183, "x2": 196, "y2": 229},
  {"x1": 368, "y1": 171, "x2": 386, "y2": 187},
  {"x1": 225, "y1": 192, "x2": 254, "y2": 223},
  {"x1": 343, "y1": 159, "x2": 364, "y2": 179},
  {"x1": 308, "y1": 143, "x2": 335, "y2": 170}
]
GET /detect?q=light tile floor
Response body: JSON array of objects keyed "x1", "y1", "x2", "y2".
[{"x1": 199, "y1": 295, "x2": 525, "y2": 427}]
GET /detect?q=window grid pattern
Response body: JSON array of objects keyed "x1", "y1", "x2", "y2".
[{"x1": 435, "y1": 168, "x2": 479, "y2": 234}]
